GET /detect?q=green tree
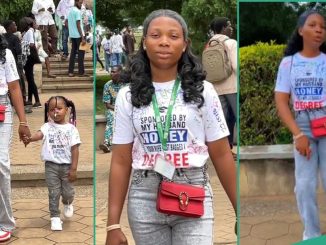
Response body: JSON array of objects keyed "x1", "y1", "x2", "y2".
[
  {"x1": 0, "y1": 0, "x2": 32, "y2": 23},
  {"x1": 181, "y1": 0, "x2": 237, "y2": 55}
]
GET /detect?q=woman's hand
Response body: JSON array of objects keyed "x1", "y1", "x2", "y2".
[
  {"x1": 18, "y1": 125, "x2": 31, "y2": 146},
  {"x1": 295, "y1": 135, "x2": 311, "y2": 160},
  {"x1": 106, "y1": 229, "x2": 128, "y2": 245}
]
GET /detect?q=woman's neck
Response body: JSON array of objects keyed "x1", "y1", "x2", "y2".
[
  {"x1": 150, "y1": 65, "x2": 178, "y2": 83},
  {"x1": 300, "y1": 46, "x2": 321, "y2": 58}
]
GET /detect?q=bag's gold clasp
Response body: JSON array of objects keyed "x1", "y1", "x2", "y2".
[{"x1": 179, "y1": 192, "x2": 189, "y2": 211}]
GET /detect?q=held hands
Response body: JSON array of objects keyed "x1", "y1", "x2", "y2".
[
  {"x1": 295, "y1": 134, "x2": 311, "y2": 160},
  {"x1": 106, "y1": 229, "x2": 128, "y2": 245},
  {"x1": 18, "y1": 125, "x2": 31, "y2": 147}
]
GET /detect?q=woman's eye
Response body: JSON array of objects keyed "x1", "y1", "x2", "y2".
[{"x1": 150, "y1": 33, "x2": 159, "y2": 38}]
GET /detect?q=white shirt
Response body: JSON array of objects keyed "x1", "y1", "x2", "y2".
[
  {"x1": 101, "y1": 37, "x2": 111, "y2": 54},
  {"x1": 40, "y1": 122, "x2": 81, "y2": 164},
  {"x1": 32, "y1": 0, "x2": 56, "y2": 25},
  {"x1": 210, "y1": 34, "x2": 238, "y2": 95},
  {"x1": 23, "y1": 28, "x2": 35, "y2": 45},
  {"x1": 275, "y1": 52, "x2": 326, "y2": 111},
  {"x1": 113, "y1": 80, "x2": 229, "y2": 169},
  {"x1": 0, "y1": 25, "x2": 6, "y2": 34},
  {"x1": 110, "y1": 34, "x2": 124, "y2": 53},
  {"x1": 56, "y1": 0, "x2": 74, "y2": 20},
  {"x1": 0, "y1": 49, "x2": 19, "y2": 95}
]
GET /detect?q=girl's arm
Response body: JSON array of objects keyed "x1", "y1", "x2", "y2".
[
  {"x1": 275, "y1": 92, "x2": 311, "y2": 159},
  {"x1": 106, "y1": 143, "x2": 133, "y2": 245},
  {"x1": 68, "y1": 144, "x2": 79, "y2": 182},
  {"x1": 28, "y1": 130, "x2": 44, "y2": 142},
  {"x1": 207, "y1": 137, "x2": 236, "y2": 211}
]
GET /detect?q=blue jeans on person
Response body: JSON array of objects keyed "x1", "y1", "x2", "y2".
[
  {"x1": 294, "y1": 107, "x2": 326, "y2": 240},
  {"x1": 104, "y1": 53, "x2": 111, "y2": 71},
  {"x1": 128, "y1": 166, "x2": 214, "y2": 245},
  {"x1": 219, "y1": 93, "x2": 237, "y2": 147},
  {"x1": 111, "y1": 52, "x2": 122, "y2": 66},
  {"x1": 0, "y1": 95, "x2": 15, "y2": 232},
  {"x1": 62, "y1": 25, "x2": 69, "y2": 56}
]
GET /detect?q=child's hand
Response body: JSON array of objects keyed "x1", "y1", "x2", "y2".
[
  {"x1": 22, "y1": 135, "x2": 31, "y2": 146},
  {"x1": 68, "y1": 169, "x2": 77, "y2": 182}
]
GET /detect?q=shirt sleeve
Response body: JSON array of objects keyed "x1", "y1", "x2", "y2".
[
  {"x1": 227, "y1": 39, "x2": 237, "y2": 75},
  {"x1": 71, "y1": 126, "x2": 81, "y2": 146},
  {"x1": 275, "y1": 57, "x2": 292, "y2": 94},
  {"x1": 102, "y1": 82, "x2": 111, "y2": 103},
  {"x1": 112, "y1": 87, "x2": 134, "y2": 144},
  {"x1": 5, "y1": 49, "x2": 19, "y2": 83},
  {"x1": 40, "y1": 123, "x2": 48, "y2": 140},
  {"x1": 202, "y1": 82, "x2": 229, "y2": 142}
]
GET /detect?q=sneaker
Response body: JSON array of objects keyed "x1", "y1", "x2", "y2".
[
  {"x1": 51, "y1": 217, "x2": 63, "y2": 231},
  {"x1": 63, "y1": 204, "x2": 74, "y2": 218},
  {"x1": 0, "y1": 230, "x2": 11, "y2": 242},
  {"x1": 99, "y1": 143, "x2": 111, "y2": 153},
  {"x1": 24, "y1": 106, "x2": 33, "y2": 114},
  {"x1": 25, "y1": 101, "x2": 32, "y2": 106},
  {"x1": 32, "y1": 102, "x2": 42, "y2": 108}
]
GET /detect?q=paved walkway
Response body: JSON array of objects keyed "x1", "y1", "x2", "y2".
[
  {"x1": 240, "y1": 193, "x2": 326, "y2": 244},
  {"x1": 95, "y1": 151, "x2": 237, "y2": 245}
]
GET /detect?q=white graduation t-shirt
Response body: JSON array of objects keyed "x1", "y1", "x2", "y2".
[
  {"x1": 113, "y1": 80, "x2": 229, "y2": 169},
  {"x1": 0, "y1": 49, "x2": 19, "y2": 95},
  {"x1": 275, "y1": 52, "x2": 326, "y2": 111},
  {"x1": 40, "y1": 122, "x2": 81, "y2": 164}
]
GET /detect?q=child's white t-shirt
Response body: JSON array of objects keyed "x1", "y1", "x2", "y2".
[
  {"x1": 40, "y1": 122, "x2": 81, "y2": 164},
  {"x1": 275, "y1": 52, "x2": 326, "y2": 111},
  {"x1": 113, "y1": 80, "x2": 229, "y2": 169}
]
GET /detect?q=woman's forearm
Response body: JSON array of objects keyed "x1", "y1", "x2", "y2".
[
  {"x1": 275, "y1": 92, "x2": 301, "y2": 135},
  {"x1": 8, "y1": 80, "x2": 26, "y2": 123},
  {"x1": 107, "y1": 144, "x2": 133, "y2": 225}
]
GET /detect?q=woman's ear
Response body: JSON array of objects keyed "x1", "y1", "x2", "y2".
[
  {"x1": 298, "y1": 27, "x2": 303, "y2": 36},
  {"x1": 183, "y1": 40, "x2": 188, "y2": 52}
]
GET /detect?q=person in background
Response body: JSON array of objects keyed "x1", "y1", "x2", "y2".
[
  {"x1": 67, "y1": 0, "x2": 86, "y2": 77},
  {"x1": 56, "y1": 0, "x2": 74, "y2": 60},
  {"x1": 99, "y1": 65, "x2": 123, "y2": 153},
  {"x1": 32, "y1": 0, "x2": 58, "y2": 56},
  {"x1": 208, "y1": 17, "x2": 237, "y2": 158}
]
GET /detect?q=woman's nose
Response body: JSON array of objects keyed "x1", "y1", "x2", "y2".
[{"x1": 159, "y1": 36, "x2": 169, "y2": 46}]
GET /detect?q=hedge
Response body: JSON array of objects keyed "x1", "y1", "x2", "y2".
[
  {"x1": 240, "y1": 42, "x2": 292, "y2": 146},
  {"x1": 96, "y1": 74, "x2": 110, "y2": 115}
]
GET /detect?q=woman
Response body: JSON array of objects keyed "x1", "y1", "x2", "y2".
[
  {"x1": 21, "y1": 17, "x2": 42, "y2": 108},
  {"x1": 105, "y1": 9, "x2": 236, "y2": 245},
  {"x1": 275, "y1": 10, "x2": 326, "y2": 241},
  {"x1": 0, "y1": 34, "x2": 31, "y2": 242}
]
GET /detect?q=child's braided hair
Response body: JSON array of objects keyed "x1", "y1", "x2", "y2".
[{"x1": 44, "y1": 96, "x2": 77, "y2": 125}]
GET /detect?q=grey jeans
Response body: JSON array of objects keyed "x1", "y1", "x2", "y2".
[
  {"x1": 0, "y1": 95, "x2": 15, "y2": 232},
  {"x1": 219, "y1": 93, "x2": 237, "y2": 147},
  {"x1": 45, "y1": 162, "x2": 75, "y2": 217},
  {"x1": 128, "y1": 167, "x2": 214, "y2": 245}
]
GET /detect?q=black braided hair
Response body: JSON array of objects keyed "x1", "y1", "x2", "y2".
[
  {"x1": 0, "y1": 34, "x2": 7, "y2": 64},
  {"x1": 44, "y1": 96, "x2": 77, "y2": 125}
]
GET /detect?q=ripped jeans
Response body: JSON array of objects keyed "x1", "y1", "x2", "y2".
[
  {"x1": 294, "y1": 107, "x2": 326, "y2": 240},
  {"x1": 0, "y1": 95, "x2": 15, "y2": 232},
  {"x1": 127, "y1": 166, "x2": 214, "y2": 245},
  {"x1": 45, "y1": 162, "x2": 75, "y2": 217}
]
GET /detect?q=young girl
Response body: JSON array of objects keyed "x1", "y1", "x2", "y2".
[
  {"x1": 24, "y1": 96, "x2": 81, "y2": 231},
  {"x1": 105, "y1": 9, "x2": 236, "y2": 245},
  {"x1": 275, "y1": 10, "x2": 326, "y2": 241}
]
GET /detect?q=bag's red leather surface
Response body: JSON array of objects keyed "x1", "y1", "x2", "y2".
[
  {"x1": 311, "y1": 116, "x2": 326, "y2": 137},
  {"x1": 0, "y1": 105, "x2": 6, "y2": 122}
]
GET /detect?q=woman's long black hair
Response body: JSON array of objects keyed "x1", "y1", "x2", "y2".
[
  {"x1": 0, "y1": 34, "x2": 7, "y2": 64},
  {"x1": 284, "y1": 9, "x2": 326, "y2": 56},
  {"x1": 121, "y1": 9, "x2": 206, "y2": 108}
]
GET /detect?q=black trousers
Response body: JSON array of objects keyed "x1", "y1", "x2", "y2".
[
  {"x1": 24, "y1": 57, "x2": 40, "y2": 103},
  {"x1": 68, "y1": 37, "x2": 85, "y2": 75}
]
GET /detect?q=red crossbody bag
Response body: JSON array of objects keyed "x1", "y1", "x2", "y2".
[
  {"x1": 310, "y1": 116, "x2": 326, "y2": 137},
  {"x1": 0, "y1": 105, "x2": 6, "y2": 122}
]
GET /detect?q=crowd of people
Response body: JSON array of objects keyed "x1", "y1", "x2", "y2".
[{"x1": 0, "y1": 0, "x2": 93, "y2": 113}]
